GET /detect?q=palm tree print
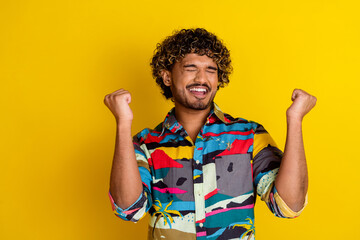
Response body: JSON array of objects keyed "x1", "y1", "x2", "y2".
[
  {"x1": 152, "y1": 200, "x2": 183, "y2": 228},
  {"x1": 232, "y1": 217, "x2": 255, "y2": 239}
]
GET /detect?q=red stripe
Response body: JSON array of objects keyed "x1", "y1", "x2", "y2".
[
  {"x1": 223, "y1": 116, "x2": 231, "y2": 123},
  {"x1": 217, "y1": 138, "x2": 253, "y2": 156},
  {"x1": 204, "y1": 188, "x2": 218, "y2": 200},
  {"x1": 144, "y1": 132, "x2": 175, "y2": 144},
  {"x1": 196, "y1": 219, "x2": 206, "y2": 223},
  {"x1": 149, "y1": 149, "x2": 183, "y2": 169}
]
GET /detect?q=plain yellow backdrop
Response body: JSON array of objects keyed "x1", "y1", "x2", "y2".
[{"x1": 1, "y1": 0, "x2": 359, "y2": 239}]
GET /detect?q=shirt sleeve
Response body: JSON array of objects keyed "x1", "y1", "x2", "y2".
[
  {"x1": 108, "y1": 131, "x2": 153, "y2": 222},
  {"x1": 252, "y1": 123, "x2": 308, "y2": 218}
]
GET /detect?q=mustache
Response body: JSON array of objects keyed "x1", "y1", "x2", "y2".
[{"x1": 186, "y1": 83, "x2": 211, "y2": 91}]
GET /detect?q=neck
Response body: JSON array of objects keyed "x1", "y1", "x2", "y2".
[{"x1": 174, "y1": 102, "x2": 212, "y2": 143}]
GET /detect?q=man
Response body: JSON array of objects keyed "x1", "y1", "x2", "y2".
[{"x1": 104, "y1": 28, "x2": 316, "y2": 240}]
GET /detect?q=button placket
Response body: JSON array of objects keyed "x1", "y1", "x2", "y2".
[{"x1": 193, "y1": 135, "x2": 206, "y2": 224}]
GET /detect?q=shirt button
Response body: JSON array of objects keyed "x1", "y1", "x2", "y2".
[
  {"x1": 196, "y1": 160, "x2": 200, "y2": 164},
  {"x1": 199, "y1": 223, "x2": 203, "y2": 227}
]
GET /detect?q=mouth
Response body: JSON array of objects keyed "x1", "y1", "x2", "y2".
[{"x1": 187, "y1": 85, "x2": 210, "y2": 99}]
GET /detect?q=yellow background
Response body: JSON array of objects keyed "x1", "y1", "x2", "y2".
[{"x1": 1, "y1": 0, "x2": 359, "y2": 239}]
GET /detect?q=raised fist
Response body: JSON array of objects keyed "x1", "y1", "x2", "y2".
[
  {"x1": 104, "y1": 89, "x2": 133, "y2": 124},
  {"x1": 286, "y1": 89, "x2": 317, "y2": 121}
]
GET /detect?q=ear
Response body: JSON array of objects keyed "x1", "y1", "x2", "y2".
[{"x1": 161, "y1": 70, "x2": 172, "y2": 87}]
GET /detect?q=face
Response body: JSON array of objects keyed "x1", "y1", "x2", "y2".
[{"x1": 162, "y1": 53, "x2": 219, "y2": 111}]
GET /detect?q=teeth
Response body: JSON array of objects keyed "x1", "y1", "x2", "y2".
[{"x1": 189, "y1": 88, "x2": 207, "y2": 93}]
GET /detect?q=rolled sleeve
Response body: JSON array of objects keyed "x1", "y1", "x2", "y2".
[
  {"x1": 109, "y1": 186, "x2": 151, "y2": 222},
  {"x1": 108, "y1": 129, "x2": 153, "y2": 222},
  {"x1": 260, "y1": 183, "x2": 308, "y2": 218},
  {"x1": 272, "y1": 185, "x2": 308, "y2": 218},
  {"x1": 252, "y1": 123, "x2": 308, "y2": 218}
]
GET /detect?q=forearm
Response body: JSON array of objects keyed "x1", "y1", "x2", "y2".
[
  {"x1": 109, "y1": 122, "x2": 143, "y2": 209},
  {"x1": 275, "y1": 117, "x2": 308, "y2": 212}
]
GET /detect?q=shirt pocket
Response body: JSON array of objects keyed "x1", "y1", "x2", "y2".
[{"x1": 214, "y1": 153, "x2": 253, "y2": 197}]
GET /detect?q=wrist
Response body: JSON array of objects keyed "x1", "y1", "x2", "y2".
[
  {"x1": 286, "y1": 115, "x2": 303, "y2": 127},
  {"x1": 116, "y1": 120, "x2": 132, "y2": 130},
  {"x1": 286, "y1": 110, "x2": 303, "y2": 122}
]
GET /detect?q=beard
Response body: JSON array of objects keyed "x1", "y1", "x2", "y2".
[{"x1": 171, "y1": 85, "x2": 217, "y2": 110}]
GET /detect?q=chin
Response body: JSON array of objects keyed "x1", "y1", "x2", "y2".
[
  {"x1": 173, "y1": 90, "x2": 216, "y2": 110},
  {"x1": 186, "y1": 100, "x2": 213, "y2": 110}
]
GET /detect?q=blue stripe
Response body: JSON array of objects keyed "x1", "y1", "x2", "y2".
[
  {"x1": 134, "y1": 149, "x2": 146, "y2": 156},
  {"x1": 139, "y1": 167, "x2": 152, "y2": 190},
  {"x1": 194, "y1": 169, "x2": 202, "y2": 176},
  {"x1": 157, "y1": 201, "x2": 195, "y2": 211},
  {"x1": 205, "y1": 122, "x2": 255, "y2": 135}
]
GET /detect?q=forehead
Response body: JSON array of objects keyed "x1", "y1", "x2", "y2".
[{"x1": 178, "y1": 53, "x2": 217, "y2": 66}]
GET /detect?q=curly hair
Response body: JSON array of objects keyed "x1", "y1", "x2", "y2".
[{"x1": 150, "y1": 28, "x2": 233, "y2": 99}]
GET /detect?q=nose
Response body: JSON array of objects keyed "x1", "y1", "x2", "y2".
[{"x1": 194, "y1": 68, "x2": 208, "y2": 84}]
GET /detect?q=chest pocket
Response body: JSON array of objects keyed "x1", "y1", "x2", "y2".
[{"x1": 214, "y1": 153, "x2": 253, "y2": 197}]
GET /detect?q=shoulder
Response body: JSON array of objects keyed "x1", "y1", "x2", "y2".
[
  {"x1": 132, "y1": 122, "x2": 164, "y2": 143},
  {"x1": 221, "y1": 111, "x2": 261, "y2": 131}
]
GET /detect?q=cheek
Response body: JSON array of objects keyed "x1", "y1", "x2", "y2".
[
  {"x1": 170, "y1": 84, "x2": 184, "y2": 97},
  {"x1": 208, "y1": 72, "x2": 218, "y2": 83},
  {"x1": 211, "y1": 78, "x2": 219, "y2": 89}
]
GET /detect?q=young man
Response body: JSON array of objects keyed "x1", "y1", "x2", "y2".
[{"x1": 104, "y1": 28, "x2": 316, "y2": 240}]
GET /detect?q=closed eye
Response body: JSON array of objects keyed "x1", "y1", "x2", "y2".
[
  {"x1": 183, "y1": 64, "x2": 217, "y2": 73},
  {"x1": 184, "y1": 64, "x2": 197, "y2": 71},
  {"x1": 207, "y1": 66, "x2": 218, "y2": 72},
  {"x1": 184, "y1": 65, "x2": 197, "y2": 72}
]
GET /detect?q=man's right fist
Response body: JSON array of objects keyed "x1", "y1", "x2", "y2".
[{"x1": 104, "y1": 89, "x2": 133, "y2": 123}]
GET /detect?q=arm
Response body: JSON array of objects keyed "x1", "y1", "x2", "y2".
[
  {"x1": 275, "y1": 89, "x2": 317, "y2": 212},
  {"x1": 104, "y1": 89, "x2": 143, "y2": 209}
]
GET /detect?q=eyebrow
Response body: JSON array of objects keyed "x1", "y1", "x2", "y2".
[
  {"x1": 183, "y1": 64, "x2": 218, "y2": 71},
  {"x1": 208, "y1": 66, "x2": 218, "y2": 71}
]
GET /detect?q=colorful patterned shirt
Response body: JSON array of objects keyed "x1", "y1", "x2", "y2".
[{"x1": 109, "y1": 103, "x2": 307, "y2": 240}]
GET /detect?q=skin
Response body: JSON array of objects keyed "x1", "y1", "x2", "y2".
[
  {"x1": 104, "y1": 53, "x2": 317, "y2": 212},
  {"x1": 104, "y1": 89, "x2": 142, "y2": 209},
  {"x1": 275, "y1": 89, "x2": 316, "y2": 211},
  {"x1": 160, "y1": 53, "x2": 219, "y2": 142}
]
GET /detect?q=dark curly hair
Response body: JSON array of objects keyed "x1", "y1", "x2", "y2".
[{"x1": 150, "y1": 28, "x2": 233, "y2": 99}]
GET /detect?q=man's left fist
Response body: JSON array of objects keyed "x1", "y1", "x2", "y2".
[{"x1": 286, "y1": 89, "x2": 317, "y2": 120}]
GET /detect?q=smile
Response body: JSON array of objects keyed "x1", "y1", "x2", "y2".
[
  {"x1": 189, "y1": 87, "x2": 208, "y2": 93},
  {"x1": 187, "y1": 86, "x2": 209, "y2": 98}
]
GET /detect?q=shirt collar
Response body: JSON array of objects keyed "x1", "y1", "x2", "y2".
[{"x1": 159, "y1": 102, "x2": 232, "y2": 136}]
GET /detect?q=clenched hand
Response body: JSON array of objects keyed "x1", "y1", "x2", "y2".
[
  {"x1": 286, "y1": 89, "x2": 317, "y2": 121},
  {"x1": 104, "y1": 89, "x2": 133, "y2": 124}
]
